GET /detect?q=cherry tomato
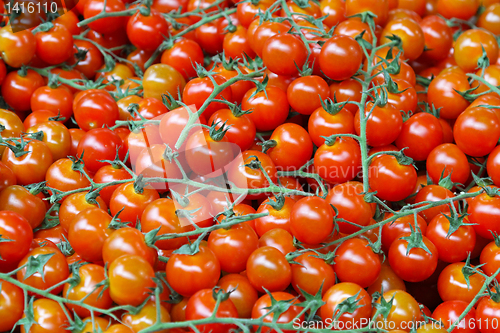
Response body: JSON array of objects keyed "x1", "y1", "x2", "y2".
[
  {"x1": 108, "y1": 254, "x2": 156, "y2": 306},
  {"x1": 246, "y1": 246, "x2": 292, "y2": 292},
  {"x1": 320, "y1": 282, "x2": 372, "y2": 330},
  {"x1": 166, "y1": 244, "x2": 221, "y2": 297}
]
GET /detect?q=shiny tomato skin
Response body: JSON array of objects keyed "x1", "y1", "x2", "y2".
[
  {"x1": 207, "y1": 223, "x2": 258, "y2": 273},
  {"x1": 373, "y1": 290, "x2": 422, "y2": 331},
  {"x1": 368, "y1": 154, "x2": 417, "y2": 202},
  {"x1": 325, "y1": 181, "x2": 375, "y2": 234},
  {"x1": 208, "y1": 108, "x2": 256, "y2": 152},
  {"x1": 290, "y1": 196, "x2": 335, "y2": 245},
  {"x1": 427, "y1": 143, "x2": 470, "y2": 186},
  {"x1": 454, "y1": 107, "x2": 500, "y2": 157},
  {"x1": 241, "y1": 85, "x2": 290, "y2": 132},
  {"x1": 68, "y1": 207, "x2": 114, "y2": 263},
  {"x1": 389, "y1": 233, "x2": 439, "y2": 282},
  {"x1": 320, "y1": 282, "x2": 372, "y2": 330},
  {"x1": 468, "y1": 192, "x2": 500, "y2": 240},
  {"x1": 355, "y1": 102, "x2": 403, "y2": 147},
  {"x1": 76, "y1": 128, "x2": 126, "y2": 173},
  {"x1": 414, "y1": 185, "x2": 456, "y2": 223},
  {"x1": 319, "y1": 35, "x2": 362, "y2": 81},
  {"x1": 161, "y1": 38, "x2": 204, "y2": 80},
  {"x1": 426, "y1": 213, "x2": 476, "y2": 263},
  {"x1": 218, "y1": 274, "x2": 259, "y2": 318},
  {"x1": 1, "y1": 69, "x2": 44, "y2": 112},
  {"x1": 17, "y1": 246, "x2": 69, "y2": 295},
  {"x1": 20, "y1": 299, "x2": 71, "y2": 333},
  {"x1": 84, "y1": 0, "x2": 127, "y2": 34},
  {"x1": 254, "y1": 196, "x2": 295, "y2": 236},
  {"x1": 262, "y1": 33, "x2": 307, "y2": 76},
  {"x1": 437, "y1": 262, "x2": 485, "y2": 304},
  {"x1": 251, "y1": 291, "x2": 304, "y2": 333},
  {"x1": 0, "y1": 211, "x2": 33, "y2": 270},
  {"x1": 432, "y1": 300, "x2": 480, "y2": 333},
  {"x1": 2, "y1": 139, "x2": 53, "y2": 186},
  {"x1": 334, "y1": 238, "x2": 381, "y2": 288},
  {"x1": 26, "y1": 120, "x2": 71, "y2": 161},
  {"x1": 395, "y1": 112, "x2": 443, "y2": 161},
  {"x1": 74, "y1": 90, "x2": 119, "y2": 131},
  {"x1": 0, "y1": 185, "x2": 46, "y2": 229},
  {"x1": 45, "y1": 158, "x2": 91, "y2": 193},
  {"x1": 108, "y1": 254, "x2": 156, "y2": 306},
  {"x1": 63, "y1": 263, "x2": 113, "y2": 318},
  {"x1": 0, "y1": 279, "x2": 24, "y2": 332},
  {"x1": 308, "y1": 105, "x2": 355, "y2": 147},
  {"x1": 427, "y1": 70, "x2": 470, "y2": 120},
  {"x1": 227, "y1": 150, "x2": 278, "y2": 200},
  {"x1": 166, "y1": 244, "x2": 221, "y2": 297},
  {"x1": 246, "y1": 246, "x2": 292, "y2": 292},
  {"x1": 127, "y1": 8, "x2": 169, "y2": 51},
  {"x1": 267, "y1": 123, "x2": 313, "y2": 171},
  {"x1": 35, "y1": 24, "x2": 73, "y2": 65},
  {"x1": 182, "y1": 75, "x2": 232, "y2": 120},
  {"x1": 286, "y1": 75, "x2": 330, "y2": 116},
  {"x1": 102, "y1": 226, "x2": 157, "y2": 266},
  {"x1": 185, "y1": 288, "x2": 238, "y2": 333},
  {"x1": 454, "y1": 28, "x2": 499, "y2": 73},
  {"x1": 314, "y1": 137, "x2": 362, "y2": 184}
]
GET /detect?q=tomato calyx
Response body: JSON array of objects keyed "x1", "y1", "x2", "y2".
[
  {"x1": 70, "y1": 152, "x2": 87, "y2": 173},
  {"x1": 214, "y1": 53, "x2": 239, "y2": 71},
  {"x1": 127, "y1": 103, "x2": 141, "y2": 119},
  {"x1": 295, "y1": 279, "x2": 326, "y2": 319},
  {"x1": 22, "y1": 252, "x2": 56, "y2": 280},
  {"x1": 259, "y1": 139, "x2": 277, "y2": 153},
  {"x1": 46, "y1": 73, "x2": 62, "y2": 89},
  {"x1": 437, "y1": 172, "x2": 457, "y2": 191},
  {"x1": 320, "y1": 95, "x2": 349, "y2": 115},
  {"x1": 17, "y1": 65, "x2": 28, "y2": 78},
  {"x1": 486, "y1": 281, "x2": 500, "y2": 303},
  {"x1": 26, "y1": 130, "x2": 45, "y2": 142},
  {"x1": 170, "y1": 189, "x2": 190, "y2": 207},
  {"x1": 378, "y1": 51, "x2": 403, "y2": 76},
  {"x1": 443, "y1": 211, "x2": 473, "y2": 238},
  {"x1": 24, "y1": 181, "x2": 46, "y2": 196},
  {"x1": 369, "y1": 149, "x2": 413, "y2": 166},
  {"x1": 212, "y1": 286, "x2": 233, "y2": 303},
  {"x1": 84, "y1": 190, "x2": 101, "y2": 205},
  {"x1": 173, "y1": 236, "x2": 205, "y2": 256},
  {"x1": 56, "y1": 236, "x2": 74, "y2": 257},
  {"x1": 243, "y1": 155, "x2": 263, "y2": 170},
  {"x1": 133, "y1": 174, "x2": 148, "y2": 194},
  {"x1": 108, "y1": 207, "x2": 128, "y2": 229},
  {"x1": 161, "y1": 92, "x2": 181, "y2": 110},
  {"x1": 262, "y1": 288, "x2": 298, "y2": 317},
  {"x1": 265, "y1": 194, "x2": 286, "y2": 211},
  {"x1": 209, "y1": 121, "x2": 230, "y2": 141},
  {"x1": 229, "y1": 103, "x2": 251, "y2": 117},
  {"x1": 461, "y1": 254, "x2": 485, "y2": 289},
  {"x1": 471, "y1": 170, "x2": 494, "y2": 188},
  {"x1": 454, "y1": 85, "x2": 480, "y2": 103},
  {"x1": 332, "y1": 289, "x2": 366, "y2": 321},
  {"x1": 0, "y1": 137, "x2": 30, "y2": 158},
  {"x1": 400, "y1": 223, "x2": 432, "y2": 255}
]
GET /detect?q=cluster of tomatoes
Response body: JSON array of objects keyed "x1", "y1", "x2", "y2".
[{"x1": 3, "y1": 0, "x2": 500, "y2": 332}]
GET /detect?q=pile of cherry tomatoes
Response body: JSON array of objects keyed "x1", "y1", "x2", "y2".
[{"x1": 4, "y1": 0, "x2": 500, "y2": 332}]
